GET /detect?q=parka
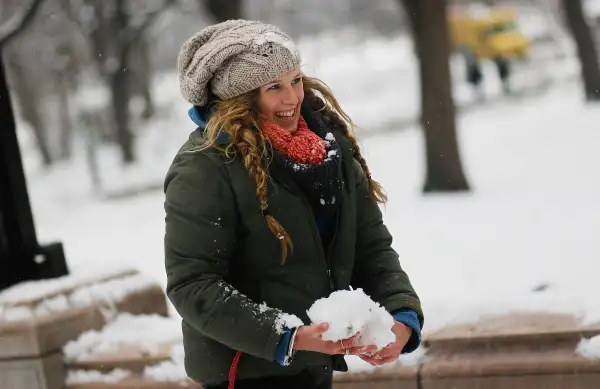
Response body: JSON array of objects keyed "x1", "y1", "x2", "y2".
[{"x1": 164, "y1": 105, "x2": 423, "y2": 383}]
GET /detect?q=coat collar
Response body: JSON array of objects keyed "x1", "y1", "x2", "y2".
[{"x1": 188, "y1": 102, "x2": 356, "y2": 188}]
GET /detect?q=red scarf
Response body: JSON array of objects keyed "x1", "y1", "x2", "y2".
[{"x1": 260, "y1": 115, "x2": 326, "y2": 165}]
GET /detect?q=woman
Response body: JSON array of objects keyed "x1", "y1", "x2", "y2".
[{"x1": 164, "y1": 20, "x2": 423, "y2": 389}]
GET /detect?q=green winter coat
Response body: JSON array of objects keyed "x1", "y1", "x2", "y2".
[{"x1": 163, "y1": 110, "x2": 423, "y2": 384}]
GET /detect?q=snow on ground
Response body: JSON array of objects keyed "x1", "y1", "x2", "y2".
[
  {"x1": 375, "y1": 81, "x2": 600, "y2": 333},
  {"x1": 63, "y1": 313, "x2": 182, "y2": 362},
  {"x1": 64, "y1": 313, "x2": 188, "y2": 384},
  {"x1": 0, "y1": 267, "x2": 136, "y2": 305},
  {"x1": 63, "y1": 313, "x2": 188, "y2": 383},
  {"x1": 345, "y1": 79, "x2": 600, "y2": 372},
  {"x1": 13, "y1": 28, "x2": 600, "y2": 374},
  {"x1": 66, "y1": 369, "x2": 131, "y2": 385},
  {"x1": 577, "y1": 336, "x2": 600, "y2": 359},
  {"x1": 0, "y1": 269, "x2": 156, "y2": 323},
  {"x1": 144, "y1": 344, "x2": 187, "y2": 382}
]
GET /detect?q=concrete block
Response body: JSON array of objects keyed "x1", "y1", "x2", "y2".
[
  {"x1": 421, "y1": 374, "x2": 600, "y2": 389},
  {"x1": 0, "y1": 278, "x2": 167, "y2": 359},
  {"x1": 0, "y1": 351, "x2": 64, "y2": 389},
  {"x1": 68, "y1": 342, "x2": 174, "y2": 374},
  {"x1": 65, "y1": 375, "x2": 201, "y2": 389},
  {"x1": 0, "y1": 306, "x2": 101, "y2": 359},
  {"x1": 334, "y1": 365, "x2": 418, "y2": 389},
  {"x1": 421, "y1": 312, "x2": 600, "y2": 389}
]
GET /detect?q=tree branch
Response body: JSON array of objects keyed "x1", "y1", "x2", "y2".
[
  {"x1": 127, "y1": 0, "x2": 177, "y2": 47},
  {"x1": 0, "y1": 0, "x2": 47, "y2": 49}
]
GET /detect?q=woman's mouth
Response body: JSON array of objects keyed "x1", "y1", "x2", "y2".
[{"x1": 274, "y1": 108, "x2": 296, "y2": 121}]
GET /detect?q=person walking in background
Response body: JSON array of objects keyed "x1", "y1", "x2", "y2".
[{"x1": 164, "y1": 19, "x2": 424, "y2": 389}]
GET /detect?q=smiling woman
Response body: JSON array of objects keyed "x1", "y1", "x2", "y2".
[
  {"x1": 165, "y1": 19, "x2": 424, "y2": 389},
  {"x1": 257, "y1": 70, "x2": 305, "y2": 132}
]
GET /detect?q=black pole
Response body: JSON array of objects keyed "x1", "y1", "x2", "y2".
[{"x1": 0, "y1": 50, "x2": 68, "y2": 291}]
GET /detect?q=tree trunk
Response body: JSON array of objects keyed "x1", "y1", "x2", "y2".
[
  {"x1": 562, "y1": 0, "x2": 600, "y2": 101},
  {"x1": 111, "y1": 51, "x2": 135, "y2": 164},
  {"x1": 4, "y1": 54, "x2": 53, "y2": 167},
  {"x1": 112, "y1": 0, "x2": 135, "y2": 164},
  {"x1": 135, "y1": 36, "x2": 155, "y2": 120},
  {"x1": 204, "y1": 0, "x2": 243, "y2": 22},
  {"x1": 57, "y1": 78, "x2": 73, "y2": 160},
  {"x1": 400, "y1": 0, "x2": 470, "y2": 192}
]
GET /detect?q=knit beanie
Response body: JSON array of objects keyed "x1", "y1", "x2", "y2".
[{"x1": 177, "y1": 19, "x2": 302, "y2": 106}]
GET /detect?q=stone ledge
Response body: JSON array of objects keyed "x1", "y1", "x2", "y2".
[
  {"x1": 421, "y1": 347, "x2": 600, "y2": 377},
  {"x1": 69, "y1": 343, "x2": 175, "y2": 374},
  {"x1": 421, "y1": 312, "x2": 600, "y2": 389},
  {"x1": 63, "y1": 312, "x2": 600, "y2": 389},
  {"x1": 333, "y1": 365, "x2": 418, "y2": 389},
  {"x1": 0, "y1": 351, "x2": 64, "y2": 389},
  {"x1": 420, "y1": 373, "x2": 600, "y2": 389},
  {"x1": 424, "y1": 312, "x2": 600, "y2": 352},
  {"x1": 0, "y1": 269, "x2": 139, "y2": 308},
  {"x1": 0, "y1": 270, "x2": 167, "y2": 359},
  {"x1": 0, "y1": 306, "x2": 99, "y2": 360},
  {"x1": 66, "y1": 376, "x2": 201, "y2": 389}
]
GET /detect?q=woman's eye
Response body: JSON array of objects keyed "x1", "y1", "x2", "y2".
[
  {"x1": 268, "y1": 84, "x2": 280, "y2": 91},
  {"x1": 292, "y1": 77, "x2": 302, "y2": 85}
]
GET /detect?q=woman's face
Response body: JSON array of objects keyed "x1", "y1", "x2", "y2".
[{"x1": 257, "y1": 68, "x2": 304, "y2": 132}]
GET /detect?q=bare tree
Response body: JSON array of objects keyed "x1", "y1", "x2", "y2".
[
  {"x1": 54, "y1": 39, "x2": 79, "y2": 160},
  {"x1": 561, "y1": 0, "x2": 600, "y2": 101},
  {"x1": 1, "y1": 0, "x2": 55, "y2": 167},
  {"x1": 0, "y1": 0, "x2": 46, "y2": 47},
  {"x1": 400, "y1": 0, "x2": 470, "y2": 192},
  {"x1": 66, "y1": 0, "x2": 177, "y2": 164},
  {"x1": 4, "y1": 56, "x2": 53, "y2": 166}
]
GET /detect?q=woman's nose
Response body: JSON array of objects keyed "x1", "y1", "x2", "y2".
[{"x1": 281, "y1": 86, "x2": 299, "y2": 105}]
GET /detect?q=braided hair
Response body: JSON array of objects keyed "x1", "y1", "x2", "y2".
[{"x1": 198, "y1": 76, "x2": 386, "y2": 264}]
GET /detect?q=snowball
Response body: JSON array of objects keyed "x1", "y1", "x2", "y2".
[{"x1": 307, "y1": 288, "x2": 395, "y2": 350}]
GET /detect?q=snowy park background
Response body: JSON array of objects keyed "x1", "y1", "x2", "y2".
[{"x1": 2, "y1": 0, "x2": 600, "y2": 377}]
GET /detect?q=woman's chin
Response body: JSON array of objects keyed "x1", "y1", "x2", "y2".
[{"x1": 274, "y1": 116, "x2": 298, "y2": 132}]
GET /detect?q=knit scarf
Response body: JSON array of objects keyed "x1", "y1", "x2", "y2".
[
  {"x1": 261, "y1": 116, "x2": 326, "y2": 165},
  {"x1": 261, "y1": 113, "x2": 343, "y2": 216}
]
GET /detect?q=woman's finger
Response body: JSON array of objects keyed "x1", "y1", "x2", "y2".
[
  {"x1": 359, "y1": 354, "x2": 381, "y2": 366},
  {"x1": 371, "y1": 346, "x2": 397, "y2": 359},
  {"x1": 361, "y1": 354, "x2": 396, "y2": 366},
  {"x1": 346, "y1": 345, "x2": 378, "y2": 356},
  {"x1": 324, "y1": 340, "x2": 345, "y2": 355},
  {"x1": 377, "y1": 355, "x2": 399, "y2": 365}
]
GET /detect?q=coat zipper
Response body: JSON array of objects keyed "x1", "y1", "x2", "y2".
[
  {"x1": 299, "y1": 195, "x2": 338, "y2": 292},
  {"x1": 325, "y1": 212, "x2": 340, "y2": 291},
  {"x1": 270, "y1": 165, "x2": 341, "y2": 292}
]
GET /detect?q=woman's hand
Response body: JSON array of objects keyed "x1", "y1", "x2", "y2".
[
  {"x1": 359, "y1": 321, "x2": 412, "y2": 366},
  {"x1": 293, "y1": 323, "x2": 378, "y2": 356}
]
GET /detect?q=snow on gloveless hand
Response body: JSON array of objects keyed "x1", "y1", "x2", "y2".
[{"x1": 306, "y1": 288, "x2": 395, "y2": 350}]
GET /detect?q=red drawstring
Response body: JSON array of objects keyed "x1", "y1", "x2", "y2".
[{"x1": 228, "y1": 351, "x2": 243, "y2": 389}]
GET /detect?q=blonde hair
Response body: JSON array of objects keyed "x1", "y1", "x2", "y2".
[{"x1": 200, "y1": 76, "x2": 386, "y2": 264}]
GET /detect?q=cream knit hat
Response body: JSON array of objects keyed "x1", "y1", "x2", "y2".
[{"x1": 177, "y1": 19, "x2": 302, "y2": 106}]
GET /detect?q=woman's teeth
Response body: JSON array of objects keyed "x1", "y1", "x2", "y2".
[{"x1": 275, "y1": 110, "x2": 295, "y2": 119}]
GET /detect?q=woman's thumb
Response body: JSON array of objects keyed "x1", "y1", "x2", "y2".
[{"x1": 313, "y1": 322, "x2": 329, "y2": 334}]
